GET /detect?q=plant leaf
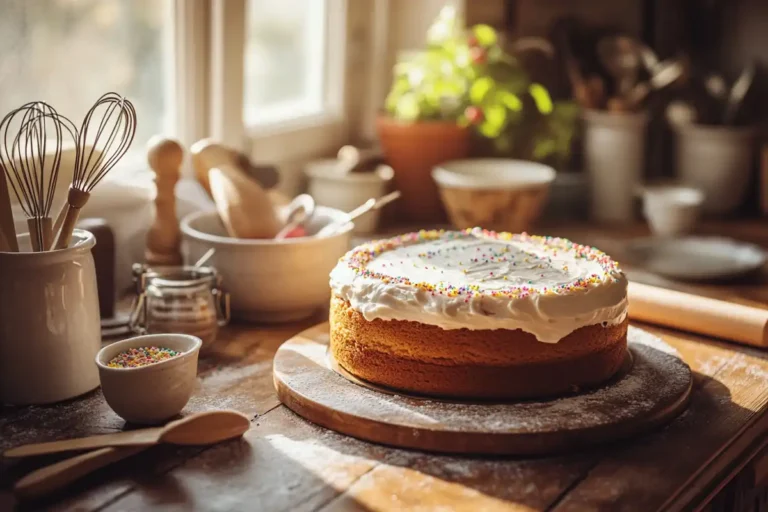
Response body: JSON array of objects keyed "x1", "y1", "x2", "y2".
[
  {"x1": 479, "y1": 104, "x2": 506, "y2": 137},
  {"x1": 472, "y1": 24, "x2": 497, "y2": 47},
  {"x1": 498, "y1": 91, "x2": 523, "y2": 112},
  {"x1": 529, "y1": 83, "x2": 553, "y2": 114},
  {"x1": 470, "y1": 77, "x2": 495, "y2": 104},
  {"x1": 394, "y1": 94, "x2": 420, "y2": 121}
]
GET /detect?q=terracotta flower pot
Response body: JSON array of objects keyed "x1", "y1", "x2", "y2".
[{"x1": 377, "y1": 116, "x2": 470, "y2": 223}]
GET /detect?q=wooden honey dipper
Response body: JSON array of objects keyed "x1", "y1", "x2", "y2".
[{"x1": 145, "y1": 136, "x2": 183, "y2": 266}]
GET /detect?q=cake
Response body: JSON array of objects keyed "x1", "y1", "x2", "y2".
[{"x1": 329, "y1": 228, "x2": 629, "y2": 400}]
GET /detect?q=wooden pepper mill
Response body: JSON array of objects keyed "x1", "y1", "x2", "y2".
[{"x1": 146, "y1": 136, "x2": 183, "y2": 266}]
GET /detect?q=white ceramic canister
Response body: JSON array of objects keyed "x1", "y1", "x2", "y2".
[
  {"x1": 305, "y1": 160, "x2": 394, "y2": 234},
  {"x1": 674, "y1": 124, "x2": 755, "y2": 215},
  {"x1": 583, "y1": 109, "x2": 649, "y2": 223},
  {"x1": 0, "y1": 229, "x2": 101, "y2": 405}
]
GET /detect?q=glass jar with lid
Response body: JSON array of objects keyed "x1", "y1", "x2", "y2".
[{"x1": 129, "y1": 264, "x2": 230, "y2": 346}]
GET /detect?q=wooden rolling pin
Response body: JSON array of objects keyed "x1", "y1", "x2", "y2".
[{"x1": 628, "y1": 282, "x2": 768, "y2": 348}]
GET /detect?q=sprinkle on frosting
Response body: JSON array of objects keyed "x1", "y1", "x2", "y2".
[
  {"x1": 329, "y1": 228, "x2": 629, "y2": 342},
  {"x1": 338, "y1": 228, "x2": 622, "y2": 300}
]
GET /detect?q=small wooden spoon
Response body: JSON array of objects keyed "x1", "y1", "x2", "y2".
[
  {"x1": 12, "y1": 410, "x2": 250, "y2": 500},
  {"x1": 5, "y1": 410, "x2": 251, "y2": 458}
]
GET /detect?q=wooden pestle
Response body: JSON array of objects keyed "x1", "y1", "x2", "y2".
[{"x1": 145, "y1": 136, "x2": 183, "y2": 266}]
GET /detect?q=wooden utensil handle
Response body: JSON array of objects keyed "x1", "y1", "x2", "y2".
[
  {"x1": 14, "y1": 446, "x2": 147, "y2": 500},
  {"x1": 52, "y1": 202, "x2": 68, "y2": 242},
  {"x1": 4, "y1": 427, "x2": 161, "y2": 458},
  {"x1": 628, "y1": 282, "x2": 768, "y2": 348},
  {"x1": 54, "y1": 188, "x2": 91, "y2": 250}
]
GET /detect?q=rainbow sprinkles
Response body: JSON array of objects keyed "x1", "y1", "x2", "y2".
[
  {"x1": 330, "y1": 227, "x2": 629, "y2": 341},
  {"x1": 339, "y1": 228, "x2": 623, "y2": 301}
]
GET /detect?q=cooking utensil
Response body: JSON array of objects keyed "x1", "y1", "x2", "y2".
[
  {"x1": 11, "y1": 410, "x2": 251, "y2": 500},
  {"x1": 336, "y1": 145, "x2": 384, "y2": 174},
  {"x1": 0, "y1": 102, "x2": 77, "y2": 251},
  {"x1": 275, "y1": 194, "x2": 315, "y2": 239},
  {"x1": 6, "y1": 409, "x2": 250, "y2": 458},
  {"x1": 194, "y1": 247, "x2": 216, "y2": 268},
  {"x1": 723, "y1": 62, "x2": 755, "y2": 124},
  {"x1": 208, "y1": 164, "x2": 281, "y2": 239},
  {"x1": 53, "y1": 93, "x2": 137, "y2": 249},
  {"x1": 315, "y1": 191, "x2": 401, "y2": 237},
  {"x1": 597, "y1": 36, "x2": 641, "y2": 97},
  {"x1": 0, "y1": 166, "x2": 17, "y2": 251},
  {"x1": 704, "y1": 73, "x2": 728, "y2": 100},
  {"x1": 192, "y1": 139, "x2": 280, "y2": 194},
  {"x1": 145, "y1": 136, "x2": 183, "y2": 266},
  {"x1": 666, "y1": 100, "x2": 698, "y2": 125},
  {"x1": 628, "y1": 281, "x2": 768, "y2": 349}
]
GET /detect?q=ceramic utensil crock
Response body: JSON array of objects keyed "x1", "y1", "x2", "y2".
[{"x1": 0, "y1": 229, "x2": 101, "y2": 405}]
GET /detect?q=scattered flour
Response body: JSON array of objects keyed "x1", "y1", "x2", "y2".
[{"x1": 276, "y1": 326, "x2": 692, "y2": 436}]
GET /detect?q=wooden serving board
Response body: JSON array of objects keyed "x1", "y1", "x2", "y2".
[{"x1": 273, "y1": 323, "x2": 693, "y2": 456}]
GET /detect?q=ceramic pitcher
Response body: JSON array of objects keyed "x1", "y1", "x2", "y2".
[{"x1": 0, "y1": 229, "x2": 101, "y2": 404}]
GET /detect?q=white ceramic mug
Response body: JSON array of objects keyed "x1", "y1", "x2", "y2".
[
  {"x1": 0, "y1": 230, "x2": 101, "y2": 404},
  {"x1": 642, "y1": 185, "x2": 704, "y2": 237}
]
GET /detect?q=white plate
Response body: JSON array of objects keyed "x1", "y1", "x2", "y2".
[{"x1": 624, "y1": 236, "x2": 766, "y2": 280}]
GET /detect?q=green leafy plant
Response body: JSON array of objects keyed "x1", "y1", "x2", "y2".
[{"x1": 384, "y1": 7, "x2": 578, "y2": 168}]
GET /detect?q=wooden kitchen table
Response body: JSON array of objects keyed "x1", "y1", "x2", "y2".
[{"x1": 3, "y1": 222, "x2": 768, "y2": 511}]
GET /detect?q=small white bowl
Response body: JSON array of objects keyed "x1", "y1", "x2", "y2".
[
  {"x1": 181, "y1": 206, "x2": 352, "y2": 322},
  {"x1": 642, "y1": 185, "x2": 704, "y2": 237},
  {"x1": 96, "y1": 334, "x2": 202, "y2": 424},
  {"x1": 432, "y1": 159, "x2": 556, "y2": 232}
]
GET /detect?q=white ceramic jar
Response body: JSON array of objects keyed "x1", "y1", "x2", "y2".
[
  {"x1": 583, "y1": 109, "x2": 649, "y2": 223},
  {"x1": 0, "y1": 230, "x2": 101, "y2": 405},
  {"x1": 674, "y1": 124, "x2": 755, "y2": 215},
  {"x1": 305, "y1": 160, "x2": 393, "y2": 234}
]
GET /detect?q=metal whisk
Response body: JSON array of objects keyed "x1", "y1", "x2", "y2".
[
  {"x1": 0, "y1": 102, "x2": 78, "y2": 251},
  {"x1": 53, "y1": 92, "x2": 137, "y2": 249}
]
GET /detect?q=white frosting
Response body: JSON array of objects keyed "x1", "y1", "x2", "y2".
[{"x1": 329, "y1": 230, "x2": 628, "y2": 343}]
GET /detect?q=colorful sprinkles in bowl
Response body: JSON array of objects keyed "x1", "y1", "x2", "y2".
[{"x1": 108, "y1": 346, "x2": 181, "y2": 369}]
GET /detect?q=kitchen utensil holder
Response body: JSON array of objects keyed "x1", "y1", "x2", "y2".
[
  {"x1": 129, "y1": 264, "x2": 230, "y2": 346},
  {"x1": 0, "y1": 229, "x2": 101, "y2": 405}
]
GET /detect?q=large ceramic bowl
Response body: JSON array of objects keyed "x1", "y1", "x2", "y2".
[
  {"x1": 181, "y1": 207, "x2": 352, "y2": 323},
  {"x1": 432, "y1": 159, "x2": 555, "y2": 232}
]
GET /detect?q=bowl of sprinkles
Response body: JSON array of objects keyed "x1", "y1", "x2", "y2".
[
  {"x1": 107, "y1": 346, "x2": 181, "y2": 369},
  {"x1": 96, "y1": 334, "x2": 202, "y2": 424}
]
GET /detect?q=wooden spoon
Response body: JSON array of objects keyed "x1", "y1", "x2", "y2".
[
  {"x1": 4, "y1": 410, "x2": 251, "y2": 458},
  {"x1": 208, "y1": 164, "x2": 281, "y2": 239},
  {"x1": 12, "y1": 411, "x2": 250, "y2": 501}
]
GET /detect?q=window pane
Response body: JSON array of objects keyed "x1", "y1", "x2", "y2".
[
  {"x1": 0, "y1": 0, "x2": 169, "y2": 160},
  {"x1": 244, "y1": 0, "x2": 327, "y2": 126}
]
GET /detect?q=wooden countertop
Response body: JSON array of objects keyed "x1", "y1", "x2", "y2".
[{"x1": 3, "y1": 221, "x2": 768, "y2": 511}]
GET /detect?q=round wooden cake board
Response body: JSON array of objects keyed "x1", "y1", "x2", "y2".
[{"x1": 273, "y1": 323, "x2": 692, "y2": 456}]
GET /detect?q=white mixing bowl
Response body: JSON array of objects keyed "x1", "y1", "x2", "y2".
[{"x1": 181, "y1": 207, "x2": 352, "y2": 323}]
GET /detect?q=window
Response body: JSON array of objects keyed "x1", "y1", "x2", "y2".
[
  {"x1": 244, "y1": 0, "x2": 328, "y2": 126},
  {"x1": 0, "y1": 0, "x2": 360, "y2": 187},
  {"x1": 0, "y1": 0, "x2": 171, "y2": 159}
]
